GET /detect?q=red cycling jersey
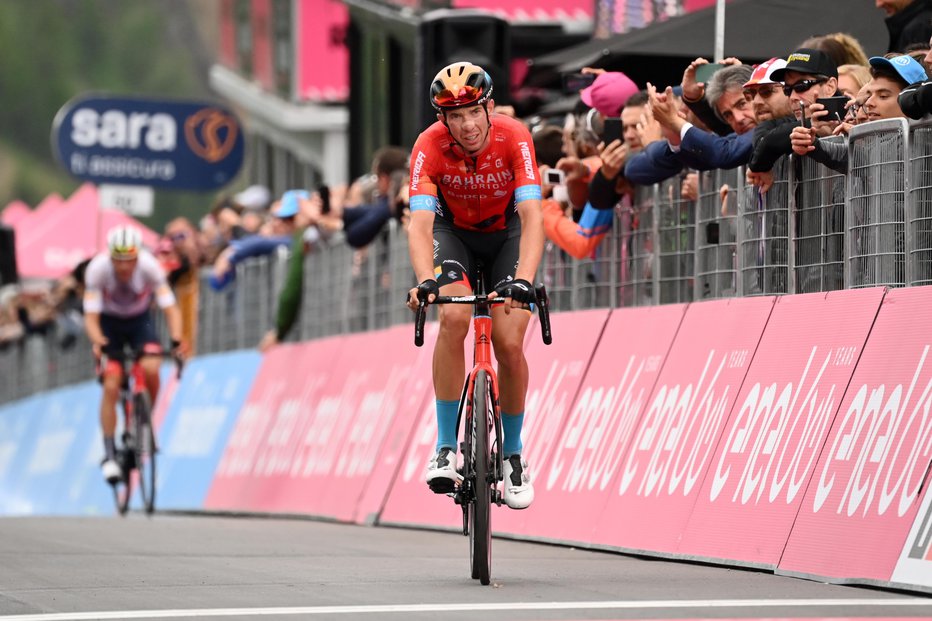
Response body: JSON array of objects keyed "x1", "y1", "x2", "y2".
[{"x1": 409, "y1": 114, "x2": 542, "y2": 232}]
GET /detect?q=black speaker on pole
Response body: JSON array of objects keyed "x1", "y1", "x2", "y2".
[
  {"x1": 0, "y1": 225, "x2": 17, "y2": 286},
  {"x1": 415, "y1": 10, "x2": 511, "y2": 132}
]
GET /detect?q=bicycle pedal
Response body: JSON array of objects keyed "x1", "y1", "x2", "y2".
[{"x1": 428, "y1": 478, "x2": 458, "y2": 495}]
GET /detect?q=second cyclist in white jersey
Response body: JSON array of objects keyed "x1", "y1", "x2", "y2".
[{"x1": 83, "y1": 226, "x2": 185, "y2": 484}]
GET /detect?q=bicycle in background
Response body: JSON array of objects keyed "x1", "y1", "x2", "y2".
[
  {"x1": 414, "y1": 277, "x2": 551, "y2": 585},
  {"x1": 102, "y1": 345, "x2": 183, "y2": 516}
]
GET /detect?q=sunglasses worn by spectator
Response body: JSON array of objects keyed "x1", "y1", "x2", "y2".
[
  {"x1": 744, "y1": 84, "x2": 779, "y2": 99},
  {"x1": 782, "y1": 79, "x2": 827, "y2": 96},
  {"x1": 169, "y1": 232, "x2": 188, "y2": 242}
]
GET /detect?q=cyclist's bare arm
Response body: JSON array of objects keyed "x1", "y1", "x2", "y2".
[
  {"x1": 162, "y1": 303, "x2": 185, "y2": 355},
  {"x1": 406, "y1": 209, "x2": 438, "y2": 310},
  {"x1": 83, "y1": 310, "x2": 108, "y2": 354}
]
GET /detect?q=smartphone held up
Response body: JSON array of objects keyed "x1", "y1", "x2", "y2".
[
  {"x1": 601, "y1": 117, "x2": 623, "y2": 144},
  {"x1": 562, "y1": 72, "x2": 597, "y2": 94}
]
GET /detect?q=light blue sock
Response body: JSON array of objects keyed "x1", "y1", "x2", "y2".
[
  {"x1": 436, "y1": 399, "x2": 459, "y2": 452},
  {"x1": 502, "y1": 411, "x2": 525, "y2": 458}
]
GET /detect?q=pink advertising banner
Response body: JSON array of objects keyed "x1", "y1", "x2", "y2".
[
  {"x1": 379, "y1": 321, "x2": 471, "y2": 529},
  {"x1": 295, "y1": 0, "x2": 349, "y2": 101},
  {"x1": 354, "y1": 325, "x2": 436, "y2": 524},
  {"x1": 204, "y1": 337, "x2": 346, "y2": 511},
  {"x1": 494, "y1": 309, "x2": 611, "y2": 535},
  {"x1": 678, "y1": 288, "x2": 885, "y2": 567},
  {"x1": 283, "y1": 328, "x2": 423, "y2": 521},
  {"x1": 781, "y1": 286, "x2": 932, "y2": 584},
  {"x1": 521, "y1": 304, "x2": 688, "y2": 544},
  {"x1": 591, "y1": 296, "x2": 776, "y2": 554}
]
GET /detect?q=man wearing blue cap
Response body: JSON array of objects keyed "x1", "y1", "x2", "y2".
[
  {"x1": 209, "y1": 189, "x2": 305, "y2": 290},
  {"x1": 790, "y1": 54, "x2": 926, "y2": 172}
]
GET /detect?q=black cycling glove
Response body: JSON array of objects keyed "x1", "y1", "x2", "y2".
[
  {"x1": 496, "y1": 278, "x2": 536, "y2": 305},
  {"x1": 414, "y1": 278, "x2": 439, "y2": 303}
]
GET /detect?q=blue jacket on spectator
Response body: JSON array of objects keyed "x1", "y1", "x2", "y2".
[
  {"x1": 625, "y1": 141, "x2": 706, "y2": 185},
  {"x1": 678, "y1": 127, "x2": 754, "y2": 171},
  {"x1": 624, "y1": 128, "x2": 754, "y2": 186},
  {"x1": 209, "y1": 234, "x2": 292, "y2": 291}
]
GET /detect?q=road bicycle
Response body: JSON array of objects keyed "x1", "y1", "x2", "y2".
[
  {"x1": 102, "y1": 345, "x2": 182, "y2": 516},
  {"x1": 414, "y1": 276, "x2": 551, "y2": 585}
]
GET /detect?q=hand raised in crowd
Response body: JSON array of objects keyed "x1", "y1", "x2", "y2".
[
  {"x1": 746, "y1": 170, "x2": 775, "y2": 194},
  {"x1": 554, "y1": 156, "x2": 591, "y2": 209},
  {"x1": 636, "y1": 100, "x2": 663, "y2": 147},
  {"x1": 681, "y1": 172, "x2": 699, "y2": 202},
  {"x1": 681, "y1": 58, "x2": 707, "y2": 101},
  {"x1": 646, "y1": 83, "x2": 685, "y2": 134},
  {"x1": 682, "y1": 57, "x2": 743, "y2": 101},
  {"x1": 790, "y1": 125, "x2": 817, "y2": 155},
  {"x1": 597, "y1": 139, "x2": 629, "y2": 180}
]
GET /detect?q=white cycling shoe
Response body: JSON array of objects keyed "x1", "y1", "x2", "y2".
[
  {"x1": 101, "y1": 458, "x2": 122, "y2": 484},
  {"x1": 426, "y1": 447, "x2": 462, "y2": 494},
  {"x1": 503, "y1": 454, "x2": 534, "y2": 510}
]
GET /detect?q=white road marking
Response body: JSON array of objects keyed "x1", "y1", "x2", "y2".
[{"x1": 1, "y1": 598, "x2": 930, "y2": 620}]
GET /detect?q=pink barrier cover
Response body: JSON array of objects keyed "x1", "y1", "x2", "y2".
[
  {"x1": 781, "y1": 287, "x2": 932, "y2": 584},
  {"x1": 205, "y1": 338, "x2": 346, "y2": 511},
  {"x1": 306, "y1": 328, "x2": 424, "y2": 521},
  {"x1": 678, "y1": 288, "x2": 885, "y2": 567},
  {"x1": 379, "y1": 321, "x2": 473, "y2": 528},
  {"x1": 591, "y1": 297, "x2": 775, "y2": 554},
  {"x1": 495, "y1": 309, "x2": 610, "y2": 535},
  {"x1": 353, "y1": 324, "x2": 436, "y2": 524},
  {"x1": 522, "y1": 304, "x2": 688, "y2": 543}
]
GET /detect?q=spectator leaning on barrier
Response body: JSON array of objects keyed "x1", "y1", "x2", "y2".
[
  {"x1": 257, "y1": 147, "x2": 410, "y2": 352},
  {"x1": 791, "y1": 54, "x2": 925, "y2": 173},
  {"x1": 209, "y1": 192, "x2": 301, "y2": 291},
  {"x1": 746, "y1": 49, "x2": 841, "y2": 190},
  {"x1": 588, "y1": 90, "x2": 649, "y2": 212},
  {"x1": 637, "y1": 64, "x2": 756, "y2": 187},
  {"x1": 162, "y1": 217, "x2": 203, "y2": 355},
  {"x1": 878, "y1": 0, "x2": 932, "y2": 54}
]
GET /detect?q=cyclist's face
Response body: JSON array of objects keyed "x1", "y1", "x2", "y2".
[
  {"x1": 442, "y1": 101, "x2": 493, "y2": 154},
  {"x1": 112, "y1": 257, "x2": 137, "y2": 282}
]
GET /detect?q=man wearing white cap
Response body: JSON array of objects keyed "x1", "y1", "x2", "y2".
[{"x1": 743, "y1": 58, "x2": 793, "y2": 123}]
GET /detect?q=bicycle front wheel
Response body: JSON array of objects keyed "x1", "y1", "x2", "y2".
[
  {"x1": 133, "y1": 392, "x2": 157, "y2": 516},
  {"x1": 468, "y1": 370, "x2": 492, "y2": 585}
]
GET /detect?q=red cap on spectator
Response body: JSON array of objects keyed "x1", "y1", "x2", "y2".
[
  {"x1": 743, "y1": 58, "x2": 787, "y2": 88},
  {"x1": 580, "y1": 72, "x2": 639, "y2": 118}
]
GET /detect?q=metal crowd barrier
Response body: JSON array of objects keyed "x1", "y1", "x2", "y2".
[{"x1": 3, "y1": 117, "x2": 931, "y2": 405}]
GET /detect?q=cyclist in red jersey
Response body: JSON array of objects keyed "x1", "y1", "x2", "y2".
[{"x1": 405, "y1": 61, "x2": 544, "y2": 509}]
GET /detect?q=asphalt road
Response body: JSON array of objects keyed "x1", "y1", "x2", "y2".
[{"x1": 0, "y1": 514, "x2": 930, "y2": 621}]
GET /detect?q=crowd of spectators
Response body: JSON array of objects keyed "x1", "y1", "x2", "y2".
[{"x1": 3, "y1": 0, "x2": 932, "y2": 357}]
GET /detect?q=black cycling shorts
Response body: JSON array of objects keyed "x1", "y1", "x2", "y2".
[
  {"x1": 100, "y1": 312, "x2": 160, "y2": 359},
  {"x1": 433, "y1": 216, "x2": 521, "y2": 294}
]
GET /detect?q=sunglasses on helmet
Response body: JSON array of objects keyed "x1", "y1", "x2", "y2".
[{"x1": 433, "y1": 85, "x2": 483, "y2": 107}]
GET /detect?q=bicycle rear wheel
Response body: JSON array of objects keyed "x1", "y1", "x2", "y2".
[
  {"x1": 468, "y1": 370, "x2": 492, "y2": 585},
  {"x1": 133, "y1": 392, "x2": 156, "y2": 516}
]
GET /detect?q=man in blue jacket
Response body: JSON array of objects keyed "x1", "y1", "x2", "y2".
[{"x1": 623, "y1": 64, "x2": 756, "y2": 186}]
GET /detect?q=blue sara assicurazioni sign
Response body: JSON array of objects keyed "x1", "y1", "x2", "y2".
[{"x1": 51, "y1": 94, "x2": 244, "y2": 191}]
